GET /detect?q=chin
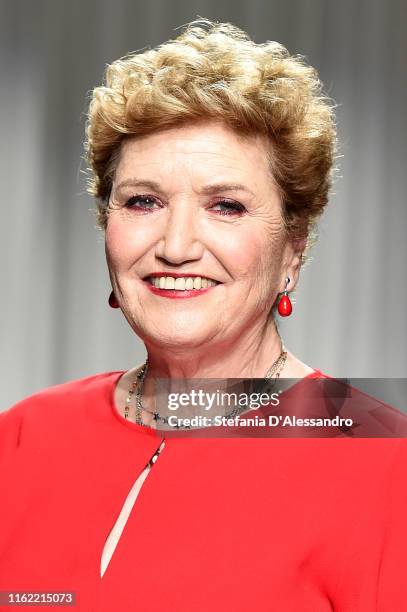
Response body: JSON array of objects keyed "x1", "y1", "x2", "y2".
[
  {"x1": 151, "y1": 335, "x2": 210, "y2": 352},
  {"x1": 137, "y1": 319, "x2": 219, "y2": 352}
]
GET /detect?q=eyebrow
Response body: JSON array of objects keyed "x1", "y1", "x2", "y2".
[{"x1": 113, "y1": 178, "x2": 255, "y2": 196}]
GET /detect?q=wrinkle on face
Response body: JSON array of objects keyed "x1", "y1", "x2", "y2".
[{"x1": 105, "y1": 121, "x2": 289, "y2": 352}]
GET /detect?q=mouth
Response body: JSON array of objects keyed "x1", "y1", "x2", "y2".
[{"x1": 142, "y1": 274, "x2": 221, "y2": 299}]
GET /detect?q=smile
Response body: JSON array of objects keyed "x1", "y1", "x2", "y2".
[{"x1": 143, "y1": 275, "x2": 220, "y2": 299}]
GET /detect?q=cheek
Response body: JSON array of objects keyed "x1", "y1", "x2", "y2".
[
  {"x1": 105, "y1": 215, "x2": 145, "y2": 270},
  {"x1": 105, "y1": 216, "x2": 123, "y2": 255},
  {"x1": 212, "y1": 224, "x2": 283, "y2": 279}
]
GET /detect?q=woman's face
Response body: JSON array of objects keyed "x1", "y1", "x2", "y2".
[{"x1": 105, "y1": 121, "x2": 298, "y2": 349}]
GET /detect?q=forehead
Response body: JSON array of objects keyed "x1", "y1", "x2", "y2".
[{"x1": 114, "y1": 121, "x2": 274, "y2": 188}]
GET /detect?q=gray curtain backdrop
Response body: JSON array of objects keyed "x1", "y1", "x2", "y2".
[{"x1": 1, "y1": 0, "x2": 406, "y2": 410}]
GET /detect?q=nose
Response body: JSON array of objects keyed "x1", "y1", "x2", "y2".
[{"x1": 155, "y1": 201, "x2": 204, "y2": 265}]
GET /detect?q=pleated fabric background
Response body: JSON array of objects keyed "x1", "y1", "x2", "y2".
[{"x1": 1, "y1": 0, "x2": 406, "y2": 410}]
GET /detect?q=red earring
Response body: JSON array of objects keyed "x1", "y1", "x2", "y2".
[
  {"x1": 108, "y1": 291, "x2": 119, "y2": 309},
  {"x1": 277, "y1": 277, "x2": 292, "y2": 317}
]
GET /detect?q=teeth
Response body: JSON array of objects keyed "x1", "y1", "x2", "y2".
[
  {"x1": 149, "y1": 276, "x2": 218, "y2": 291},
  {"x1": 174, "y1": 278, "x2": 186, "y2": 290}
]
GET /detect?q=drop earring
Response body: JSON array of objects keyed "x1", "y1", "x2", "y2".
[
  {"x1": 108, "y1": 291, "x2": 119, "y2": 309},
  {"x1": 277, "y1": 277, "x2": 293, "y2": 317}
]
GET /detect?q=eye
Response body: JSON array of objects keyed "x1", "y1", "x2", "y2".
[
  {"x1": 125, "y1": 195, "x2": 161, "y2": 211},
  {"x1": 210, "y1": 200, "x2": 246, "y2": 216}
]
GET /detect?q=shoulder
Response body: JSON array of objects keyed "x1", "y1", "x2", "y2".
[
  {"x1": 1, "y1": 371, "x2": 122, "y2": 417},
  {"x1": 0, "y1": 371, "x2": 123, "y2": 450},
  {"x1": 295, "y1": 372, "x2": 407, "y2": 437}
]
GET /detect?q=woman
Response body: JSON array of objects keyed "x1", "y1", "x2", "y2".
[{"x1": 1, "y1": 19, "x2": 406, "y2": 611}]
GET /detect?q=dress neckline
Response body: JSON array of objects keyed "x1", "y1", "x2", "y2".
[
  {"x1": 108, "y1": 371, "x2": 160, "y2": 436},
  {"x1": 108, "y1": 369, "x2": 324, "y2": 435}
]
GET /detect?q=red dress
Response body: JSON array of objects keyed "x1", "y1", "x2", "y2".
[{"x1": 0, "y1": 371, "x2": 406, "y2": 611}]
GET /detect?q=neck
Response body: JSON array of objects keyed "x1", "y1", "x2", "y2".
[{"x1": 144, "y1": 318, "x2": 284, "y2": 380}]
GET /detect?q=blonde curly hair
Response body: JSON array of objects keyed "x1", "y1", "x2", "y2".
[{"x1": 85, "y1": 18, "x2": 336, "y2": 243}]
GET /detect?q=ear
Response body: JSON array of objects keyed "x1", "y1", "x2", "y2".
[{"x1": 279, "y1": 238, "x2": 306, "y2": 293}]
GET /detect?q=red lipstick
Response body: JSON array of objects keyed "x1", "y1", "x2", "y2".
[{"x1": 145, "y1": 284, "x2": 213, "y2": 299}]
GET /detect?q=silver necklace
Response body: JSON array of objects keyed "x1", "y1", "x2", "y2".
[{"x1": 124, "y1": 346, "x2": 287, "y2": 427}]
